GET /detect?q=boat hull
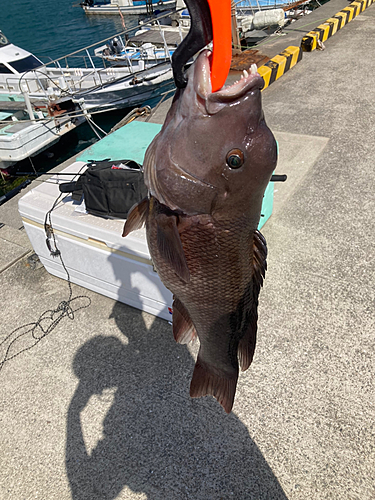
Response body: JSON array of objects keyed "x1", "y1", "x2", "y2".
[
  {"x1": 82, "y1": 0, "x2": 176, "y2": 15},
  {"x1": 75, "y1": 64, "x2": 176, "y2": 111},
  {"x1": 0, "y1": 115, "x2": 85, "y2": 172}
]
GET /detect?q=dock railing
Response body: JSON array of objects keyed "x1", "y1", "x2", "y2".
[{"x1": 1, "y1": 7, "x2": 185, "y2": 102}]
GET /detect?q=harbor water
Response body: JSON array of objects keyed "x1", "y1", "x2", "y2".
[
  {"x1": 0, "y1": 0, "x2": 167, "y2": 196},
  {"x1": 0, "y1": 0, "x2": 140, "y2": 64}
]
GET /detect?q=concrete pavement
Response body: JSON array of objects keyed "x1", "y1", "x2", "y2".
[{"x1": 0, "y1": 4, "x2": 374, "y2": 499}]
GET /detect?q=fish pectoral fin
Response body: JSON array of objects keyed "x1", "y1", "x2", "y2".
[
  {"x1": 190, "y1": 354, "x2": 238, "y2": 414},
  {"x1": 172, "y1": 297, "x2": 197, "y2": 344},
  {"x1": 122, "y1": 197, "x2": 149, "y2": 237},
  {"x1": 155, "y1": 213, "x2": 190, "y2": 283},
  {"x1": 238, "y1": 230, "x2": 268, "y2": 372}
]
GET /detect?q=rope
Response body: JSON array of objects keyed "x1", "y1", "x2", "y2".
[
  {"x1": 0, "y1": 180, "x2": 91, "y2": 374},
  {"x1": 85, "y1": 115, "x2": 105, "y2": 139},
  {"x1": 28, "y1": 156, "x2": 38, "y2": 176},
  {"x1": 145, "y1": 88, "x2": 175, "y2": 122},
  {"x1": 0, "y1": 105, "x2": 138, "y2": 125},
  {"x1": 86, "y1": 116, "x2": 108, "y2": 136},
  {"x1": 109, "y1": 105, "x2": 151, "y2": 133}
]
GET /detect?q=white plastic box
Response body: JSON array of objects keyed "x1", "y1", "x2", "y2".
[{"x1": 18, "y1": 161, "x2": 173, "y2": 321}]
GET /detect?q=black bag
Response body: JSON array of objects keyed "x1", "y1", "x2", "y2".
[{"x1": 59, "y1": 159, "x2": 148, "y2": 218}]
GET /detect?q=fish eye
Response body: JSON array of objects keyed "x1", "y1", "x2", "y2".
[{"x1": 226, "y1": 149, "x2": 244, "y2": 169}]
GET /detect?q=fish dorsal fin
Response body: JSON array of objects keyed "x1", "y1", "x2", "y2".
[
  {"x1": 252, "y1": 230, "x2": 268, "y2": 286},
  {"x1": 122, "y1": 197, "x2": 149, "y2": 237},
  {"x1": 155, "y1": 212, "x2": 190, "y2": 283},
  {"x1": 238, "y1": 230, "x2": 268, "y2": 372},
  {"x1": 172, "y1": 296, "x2": 197, "y2": 344}
]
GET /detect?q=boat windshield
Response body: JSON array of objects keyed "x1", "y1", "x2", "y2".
[
  {"x1": 0, "y1": 32, "x2": 9, "y2": 47},
  {"x1": 0, "y1": 63, "x2": 12, "y2": 74},
  {"x1": 8, "y1": 55, "x2": 43, "y2": 74}
]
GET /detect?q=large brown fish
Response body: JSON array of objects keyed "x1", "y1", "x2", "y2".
[{"x1": 123, "y1": 50, "x2": 277, "y2": 413}]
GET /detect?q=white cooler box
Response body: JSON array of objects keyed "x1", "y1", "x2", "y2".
[{"x1": 18, "y1": 161, "x2": 173, "y2": 321}]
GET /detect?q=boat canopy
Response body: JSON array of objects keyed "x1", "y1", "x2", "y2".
[
  {"x1": 110, "y1": 0, "x2": 133, "y2": 5},
  {"x1": 0, "y1": 35, "x2": 44, "y2": 74}
]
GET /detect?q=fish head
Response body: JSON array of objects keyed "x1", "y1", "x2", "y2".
[{"x1": 144, "y1": 50, "x2": 277, "y2": 219}]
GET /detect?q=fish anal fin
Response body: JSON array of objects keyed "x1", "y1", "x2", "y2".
[
  {"x1": 122, "y1": 197, "x2": 149, "y2": 237},
  {"x1": 172, "y1": 297, "x2": 197, "y2": 344},
  {"x1": 190, "y1": 355, "x2": 238, "y2": 414},
  {"x1": 156, "y1": 213, "x2": 190, "y2": 283}
]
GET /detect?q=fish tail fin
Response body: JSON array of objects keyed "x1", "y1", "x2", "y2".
[
  {"x1": 172, "y1": 297, "x2": 197, "y2": 344},
  {"x1": 190, "y1": 355, "x2": 238, "y2": 414}
]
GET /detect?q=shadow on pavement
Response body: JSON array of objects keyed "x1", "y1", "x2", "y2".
[{"x1": 66, "y1": 301, "x2": 288, "y2": 500}]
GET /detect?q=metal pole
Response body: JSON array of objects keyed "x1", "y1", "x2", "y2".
[
  {"x1": 21, "y1": 85, "x2": 36, "y2": 124},
  {"x1": 157, "y1": 20, "x2": 172, "y2": 63},
  {"x1": 231, "y1": 0, "x2": 241, "y2": 54}
]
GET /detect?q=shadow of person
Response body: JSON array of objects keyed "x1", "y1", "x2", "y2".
[{"x1": 66, "y1": 300, "x2": 288, "y2": 500}]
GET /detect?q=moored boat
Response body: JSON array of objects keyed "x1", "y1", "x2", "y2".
[
  {"x1": 93, "y1": 23, "x2": 181, "y2": 71},
  {"x1": 0, "y1": 95, "x2": 86, "y2": 174},
  {"x1": 80, "y1": 0, "x2": 177, "y2": 16},
  {"x1": 0, "y1": 28, "x2": 177, "y2": 113},
  {"x1": 236, "y1": 0, "x2": 306, "y2": 13}
]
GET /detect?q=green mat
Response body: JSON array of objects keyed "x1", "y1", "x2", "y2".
[{"x1": 77, "y1": 121, "x2": 162, "y2": 165}]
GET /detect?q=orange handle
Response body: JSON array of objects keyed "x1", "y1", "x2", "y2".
[{"x1": 207, "y1": 0, "x2": 232, "y2": 92}]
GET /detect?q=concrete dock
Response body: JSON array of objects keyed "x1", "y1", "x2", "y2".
[{"x1": 0, "y1": 4, "x2": 374, "y2": 499}]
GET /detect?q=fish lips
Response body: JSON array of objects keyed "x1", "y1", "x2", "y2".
[{"x1": 194, "y1": 50, "x2": 265, "y2": 114}]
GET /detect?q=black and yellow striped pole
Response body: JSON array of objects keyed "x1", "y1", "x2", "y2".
[
  {"x1": 258, "y1": 46, "x2": 303, "y2": 90},
  {"x1": 255, "y1": 0, "x2": 373, "y2": 89},
  {"x1": 301, "y1": 0, "x2": 375, "y2": 52}
]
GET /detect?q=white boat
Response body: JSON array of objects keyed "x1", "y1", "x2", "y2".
[
  {"x1": 0, "y1": 29, "x2": 176, "y2": 114},
  {"x1": 95, "y1": 40, "x2": 175, "y2": 70},
  {"x1": 73, "y1": 61, "x2": 175, "y2": 111},
  {"x1": 0, "y1": 96, "x2": 86, "y2": 173},
  {"x1": 0, "y1": 26, "x2": 177, "y2": 172},
  {"x1": 81, "y1": 0, "x2": 176, "y2": 16},
  {"x1": 235, "y1": 0, "x2": 305, "y2": 13},
  {"x1": 93, "y1": 19, "x2": 184, "y2": 71}
]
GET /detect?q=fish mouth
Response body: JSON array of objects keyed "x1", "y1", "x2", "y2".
[{"x1": 194, "y1": 49, "x2": 264, "y2": 109}]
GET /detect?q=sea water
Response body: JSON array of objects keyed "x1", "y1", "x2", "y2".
[
  {"x1": 0, "y1": 1, "x2": 163, "y2": 193},
  {"x1": 0, "y1": 0, "x2": 139, "y2": 63}
]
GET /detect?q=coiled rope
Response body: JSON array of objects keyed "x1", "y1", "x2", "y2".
[{"x1": 0, "y1": 182, "x2": 91, "y2": 374}]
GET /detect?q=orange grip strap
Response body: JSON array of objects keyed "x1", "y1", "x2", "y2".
[{"x1": 207, "y1": 0, "x2": 232, "y2": 92}]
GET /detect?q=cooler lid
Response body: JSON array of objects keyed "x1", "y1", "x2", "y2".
[{"x1": 18, "y1": 161, "x2": 151, "y2": 260}]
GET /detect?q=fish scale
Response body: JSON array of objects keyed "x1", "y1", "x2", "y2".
[
  {"x1": 123, "y1": 50, "x2": 276, "y2": 413},
  {"x1": 149, "y1": 214, "x2": 254, "y2": 315},
  {"x1": 145, "y1": 205, "x2": 259, "y2": 412}
]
